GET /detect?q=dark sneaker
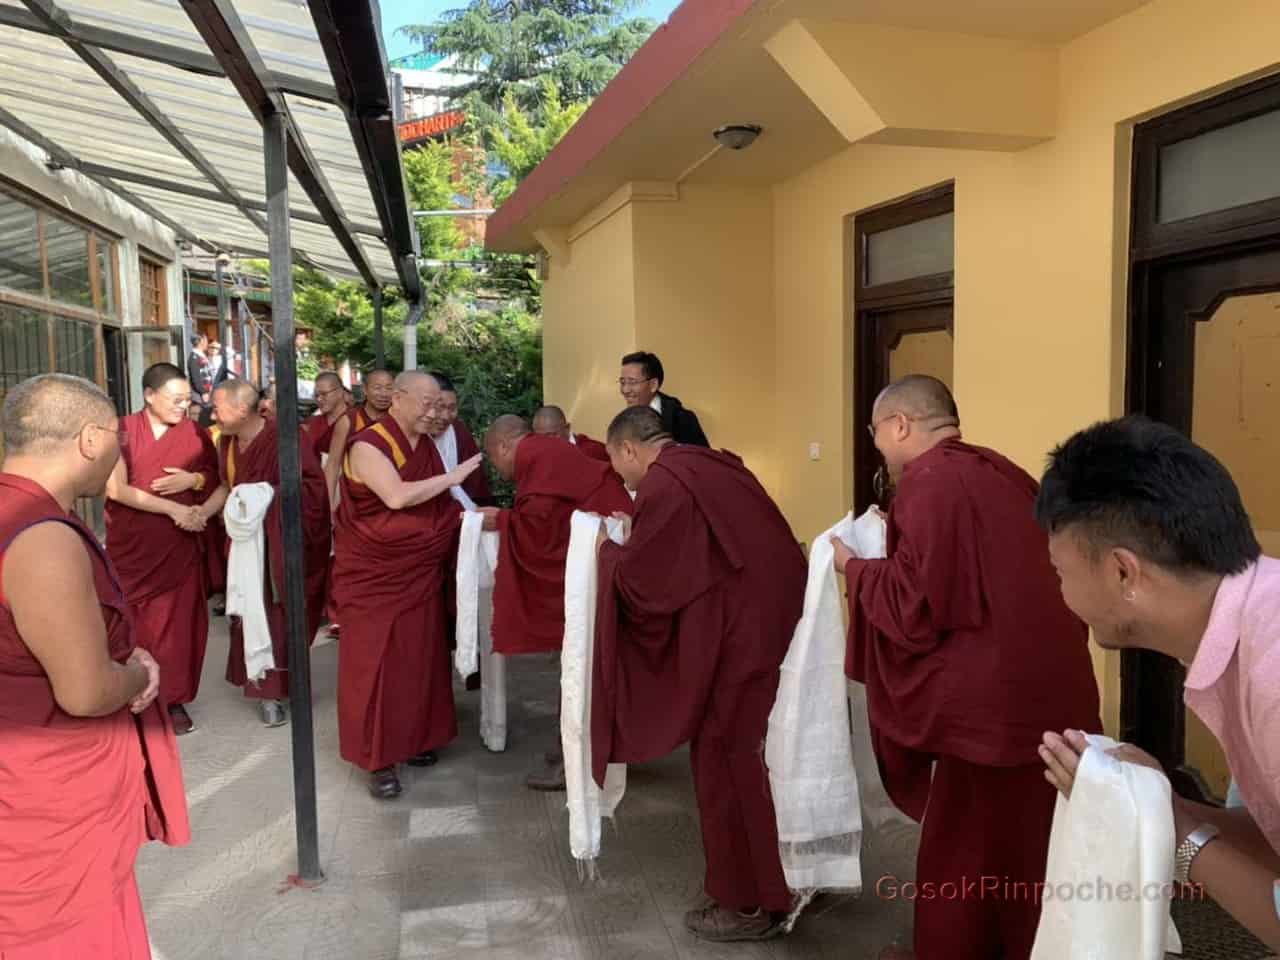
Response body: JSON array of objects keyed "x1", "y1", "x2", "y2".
[
  {"x1": 258, "y1": 699, "x2": 288, "y2": 727},
  {"x1": 168, "y1": 704, "x2": 195, "y2": 736},
  {"x1": 406, "y1": 751, "x2": 438, "y2": 767},
  {"x1": 683, "y1": 904, "x2": 778, "y2": 943},
  {"x1": 369, "y1": 766, "x2": 402, "y2": 800}
]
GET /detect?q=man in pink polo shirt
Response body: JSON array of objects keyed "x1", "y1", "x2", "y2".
[{"x1": 1035, "y1": 416, "x2": 1280, "y2": 952}]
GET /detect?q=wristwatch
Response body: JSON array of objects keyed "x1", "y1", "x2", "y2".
[{"x1": 1174, "y1": 823, "x2": 1220, "y2": 884}]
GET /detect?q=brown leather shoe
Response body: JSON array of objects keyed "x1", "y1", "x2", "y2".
[
  {"x1": 168, "y1": 704, "x2": 195, "y2": 736},
  {"x1": 683, "y1": 903, "x2": 778, "y2": 942},
  {"x1": 406, "y1": 751, "x2": 438, "y2": 767},
  {"x1": 369, "y1": 766, "x2": 402, "y2": 800},
  {"x1": 526, "y1": 758, "x2": 566, "y2": 791}
]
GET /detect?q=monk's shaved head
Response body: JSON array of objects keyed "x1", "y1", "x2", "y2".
[
  {"x1": 606, "y1": 407, "x2": 671, "y2": 446},
  {"x1": 483, "y1": 415, "x2": 530, "y2": 481},
  {"x1": 393, "y1": 369, "x2": 435, "y2": 392},
  {"x1": 485, "y1": 414, "x2": 530, "y2": 448},
  {"x1": 532, "y1": 405, "x2": 568, "y2": 435},
  {"x1": 315, "y1": 371, "x2": 342, "y2": 389},
  {"x1": 873, "y1": 375, "x2": 958, "y2": 423},
  {"x1": 213, "y1": 377, "x2": 260, "y2": 410},
  {"x1": 1, "y1": 373, "x2": 115, "y2": 455},
  {"x1": 366, "y1": 369, "x2": 394, "y2": 387}
]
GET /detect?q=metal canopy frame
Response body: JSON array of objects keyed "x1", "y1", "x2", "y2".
[{"x1": 0, "y1": 0, "x2": 426, "y2": 885}]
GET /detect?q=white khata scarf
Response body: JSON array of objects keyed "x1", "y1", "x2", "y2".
[{"x1": 455, "y1": 509, "x2": 506, "y2": 751}]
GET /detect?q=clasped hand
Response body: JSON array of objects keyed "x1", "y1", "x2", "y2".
[
  {"x1": 170, "y1": 504, "x2": 206, "y2": 532},
  {"x1": 151, "y1": 467, "x2": 197, "y2": 496}
]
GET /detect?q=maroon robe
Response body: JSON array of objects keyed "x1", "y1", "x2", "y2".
[
  {"x1": 202, "y1": 425, "x2": 227, "y2": 596},
  {"x1": 454, "y1": 419, "x2": 495, "y2": 506},
  {"x1": 592, "y1": 445, "x2": 802, "y2": 913},
  {"x1": 492, "y1": 434, "x2": 633, "y2": 655},
  {"x1": 573, "y1": 433, "x2": 610, "y2": 462},
  {"x1": 217, "y1": 419, "x2": 330, "y2": 700},
  {"x1": 842, "y1": 438, "x2": 1100, "y2": 959},
  {"x1": 331, "y1": 405, "x2": 382, "y2": 458},
  {"x1": 105, "y1": 413, "x2": 218, "y2": 706},
  {"x1": 301, "y1": 411, "x2": 340, "y2": 462},
  {"x1": 332, "y1": 417, "x2": 460, "y2": 770},
  {"x1": 0, "y1": 474, "x2": 189, "y2": 954}
]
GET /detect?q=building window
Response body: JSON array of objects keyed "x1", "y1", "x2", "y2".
[
  {"x1": 140, "y1": 257, "x2": 167, "y2": 327},
  {"x1": 0, "y1": 303, "x2": 48, "y2": 397},
  {"x1": 0, "y1": 193, "x2": 43, "y2": 295}
]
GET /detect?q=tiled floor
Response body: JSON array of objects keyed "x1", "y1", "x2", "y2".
[{"x1": 137, "y1": 619, "x2": 920, "y2": 959}]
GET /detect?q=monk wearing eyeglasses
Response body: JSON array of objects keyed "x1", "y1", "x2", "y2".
[{"x1": 104, "y1": 362, "x2": 218, "y2": 735}]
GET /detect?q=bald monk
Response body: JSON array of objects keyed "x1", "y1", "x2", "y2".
[
  {"x1": 303, "y1": 371, "x2": 345, "y2": 463},
  {"x1": 105, "y1": 362, "x2": 218, "y2": 735},
  {"x1": 531, "y1": 405, "x2": 610, "y2": 462},
  {"x1": 333, "y1": 372, "x2": 481, "y2": 798},
  {"x1": 832, "y1": 375, "x2": 1100, "y2": 960},
  {"x1": 426, "y1": 372, "x2": 495, "y2": 507},
  {"x1": 0, "y1": 373, "x2": 188, "y2": 958},
  {"x1": 325, "y1": 369, "x2": 394, "y2": 506},
  {"x1": 195, "y1": 379, "x2": 331, "y2": 727},
  {"x1": 593, "y1": 406, "x2": 802, "y2": 942},
  {"x1": 482, "y1": 414, "x2": 634, "y2": 788}
]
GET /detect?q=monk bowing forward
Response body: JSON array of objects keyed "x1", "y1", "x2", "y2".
[
  {"x1": 593, "y1": 407, "x2": 803, "y2": 943},
  {"x1": 833, "y1": 376, "x2": 1100, "y2": 960},
  {"x1": 481, "y1": 415, "x2": 633, "y2": 790},
  {"x1": 196, "y1": 379, "x2": 331, "y2": 727},
  {"x1": 104, "y1": 363, "x2": 217, "y2": 735},
  {"x1": 1, "y1": 374, "x2": 188, "y2": 959},
  {"x1": 332, "y1": 371, "x2": 481, "y2": 800}
]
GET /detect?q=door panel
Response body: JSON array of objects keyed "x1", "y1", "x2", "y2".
[
  {"x1": 855, "y1": 304, "x2": 954, "y2": 512},
  {"x1": 1128, "y1": 247, "x2": 1280, "y2": 801}
]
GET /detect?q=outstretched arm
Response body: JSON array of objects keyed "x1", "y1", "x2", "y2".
[
  {"x1": 105, "y1": 458, "x2": 202, "y2": 530},
  {"x1": 324, "y1": 416, "x2": 351, "y2": 508},
  {"x1": 349, "y1": 442, "x2": 481, "y2": 511}
]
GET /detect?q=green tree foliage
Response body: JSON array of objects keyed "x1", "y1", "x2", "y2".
[
  {"x1": 400, "y1": 140, "x2": 464, "y2": 257},
  {"x1": 488, "y1": 83, "x2": 588, "y2": 203},
  {"x1": 400, "y1": 0, "x2": 654, "y2": 133}
]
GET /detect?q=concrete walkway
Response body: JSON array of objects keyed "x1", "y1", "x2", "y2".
[{"x1": 138, "y1": 619, "x2": 920, "y2": 959}]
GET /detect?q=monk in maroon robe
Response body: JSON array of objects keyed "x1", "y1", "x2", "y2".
[
  {"x1": 105, "y1": 362, "x2": 218, "y2": 735},
  {"x1": 482, "y1": 415, "x2": 633, "y2": 789},
  {"x1": 0, "y1": 373, "x2": 188, "y2": 959},
  {"x1": 197, "y1": 379, "x2": 331, "y2": 727},
  {"x1": 302, "y1": 371, "x2": 346, "y2": 463},
  {"x1": 332, "y1": 371, "x2": 482, "y2": 799},
  {"x1": 592, "y1": 406, "x2": 801, "y2": 942},
  {"x1": 832, "y1": 376, "x2": 1100, "y2": 960},
  {"x1": 532, "y1": 404, "x2": 611, "y2": 461},
  {"x1": 324, "y1": 369, "x2": 393, "y2": 506},
  {"x1": 426, "y1": 373, "x2": 496, "y2": 506}
]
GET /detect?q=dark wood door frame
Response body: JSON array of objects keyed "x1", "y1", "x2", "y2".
[
  {"x1": 1125, "y1": 71, "x2": 1280, "y2": 802},
  {"x1": 849, "y1": 183, "x2": 955, "y2": 513}
]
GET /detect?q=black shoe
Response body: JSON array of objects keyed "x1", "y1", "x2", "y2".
[
  {"x1": 168, "y1": 704, "x2": 195, "y2": 736},
  {"x1": 407, "y1": 751, "x2": 438, "y2": 767},
  {"x1": 369, "y1": 766, "x2": 402, "y2": 800}
]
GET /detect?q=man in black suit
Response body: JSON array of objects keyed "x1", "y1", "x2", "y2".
[
  {"x1": 619, "y1": 351, "x2": 709, "y2": 447},
  {"x1": 188, "y1": 334, "x2": 214, "y2": 426}
]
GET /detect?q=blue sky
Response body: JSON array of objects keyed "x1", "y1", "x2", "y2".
[{"x1": 380, "y1": 0, "x2": 683, "y2": 60}]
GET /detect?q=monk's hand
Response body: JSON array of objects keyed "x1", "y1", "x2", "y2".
[
  {"x1": 449, "y1": 454, "x2": 484, "y2": 487},
  {"x1": 1040, "y1": 729, "x2": 1091, "y2": 798},
  {"x1": 829, "y1": 536, "x2": 856, "y2": 574},
  {"x1": 610, "y1": 511, "x2": 632, "y2": 543},
  {"x1": 127, "y1": 648, "x2": 160, "y2": 714},
  {"x1": 152, "y1": 467, "x2": 196, "y2": 495},
  {"x1": 478, "y1": 506, "x2": 501, "y2": 531}
]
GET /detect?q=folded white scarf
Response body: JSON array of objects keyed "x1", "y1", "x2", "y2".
[
  {"x1": 455, "y1": 510, "x2": 506, "y2": 752},
  {"x1": 222, "y1": 482, "x2": 276, "y2": 683},
  {"x1": 1032, "y1": 734, "x2": 1182, "y2": 959},
  {"x1": 562, "y1": 511, "x2": 627, "y2": 872},
  {"x1": 434, "y1": 425, "x2": 478, "y2": 512},
  {"x1": 766, "y1": 510, "x2": 873, "y2": 896}
]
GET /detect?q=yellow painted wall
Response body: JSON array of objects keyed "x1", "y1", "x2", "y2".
[
  {"x1": 631, "y1": 185, "x2": 778, "y2": 492},
  {"x1": 540, "y1": 204, "x2": 637, "y2": 440},
  {"x1": 769, "y1": 0, "x2": 1280, "y2": 733}
]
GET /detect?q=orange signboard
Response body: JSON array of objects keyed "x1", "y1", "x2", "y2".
[{"x1": 398, "y1": 110, "x2": 466, "y2": 142}]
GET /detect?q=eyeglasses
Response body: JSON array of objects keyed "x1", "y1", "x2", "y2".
[
  {"x1": 314, "y1": 388, "x2": 341, "y2": 399},
  {"x1": 618, "y1": 377, "x2": 655, "y2": 388}
]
